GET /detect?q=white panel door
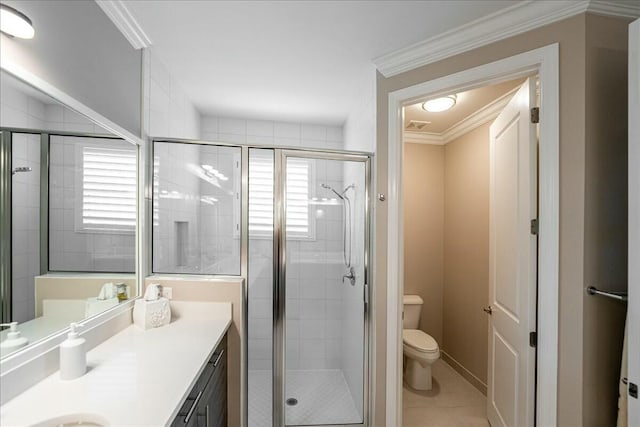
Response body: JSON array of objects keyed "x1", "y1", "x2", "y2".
[
  {"x1": 487, "y1": 77, "x2": 537, "y2": 427},
  {"x1": 627, "y1": 18, "x2": 640, "y2": 427}
]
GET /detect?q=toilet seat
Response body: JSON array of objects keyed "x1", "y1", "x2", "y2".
[{"x1": 403, "y1": 329, "x2": 439, "y2": 354}]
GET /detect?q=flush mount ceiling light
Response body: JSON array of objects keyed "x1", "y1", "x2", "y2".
[
  {"x1": 0, "y1": 4, "x2": 34, "y2": 39},
  {"x1": 422, "y1": 95, "x2": 456, "y2": 113}
]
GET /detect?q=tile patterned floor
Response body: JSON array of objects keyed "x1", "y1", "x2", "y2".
[
  {"x1": 249, "y1": 369, "x2": 361, "y2": 427},
  {"x1": 403, "y1": 360, "x2": 489, "y2": 427}
]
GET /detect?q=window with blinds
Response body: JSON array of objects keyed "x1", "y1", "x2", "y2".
[
  {"x1": 248, "y1": 155, "x2": 313, "y2": 238},
  {"x1": 80, "y1": 146, "x2": 136, "y2": 232}
]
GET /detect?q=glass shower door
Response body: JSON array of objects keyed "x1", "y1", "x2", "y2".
[{"x1": 280, "y1": 151, "x2": 369, "y2": 426}]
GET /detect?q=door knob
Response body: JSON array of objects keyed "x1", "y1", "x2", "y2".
[{"x1": 483, "y1": 306, "x2": 493, "y2": 315}]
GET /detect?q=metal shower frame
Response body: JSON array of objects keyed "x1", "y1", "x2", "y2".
[{"x1": 149, "y1": 138, "x2": 373, "y2": 427}]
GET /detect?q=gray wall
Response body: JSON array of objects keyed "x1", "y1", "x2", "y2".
[{"x1": 1, "y1": 0, "x2": 142, "y2": 136}]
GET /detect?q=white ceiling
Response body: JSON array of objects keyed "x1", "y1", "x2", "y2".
[{"x1": 125, "y1": 1, "x2": 521, "y2": 125}]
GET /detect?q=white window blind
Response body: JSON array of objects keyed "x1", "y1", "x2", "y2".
[
  {"x1": 249, "y1": 156, "x2": 312, "y2": 238},
  {"x1": 81, "y1": 146, "x2": 136, "y2": 232}
]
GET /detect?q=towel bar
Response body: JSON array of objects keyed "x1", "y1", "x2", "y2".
[{"x1": 586, "y1": 286, "x2": 628, "y2": 302}]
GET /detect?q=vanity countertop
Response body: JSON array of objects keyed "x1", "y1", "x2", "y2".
[{"x1": 0, "y1": 301, "x2": 232, "y2": 427}]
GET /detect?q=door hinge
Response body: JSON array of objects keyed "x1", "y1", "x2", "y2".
[
  {"x1": 363, "y1": 284, "x2": 369, "y2": 306},
  {"x1": 529, "y1": 331, "x2": 537, "y2": 348},
  {"x1": 530, "y1": 107, "x2": 539, "y2": 124},
  {"x1": 530, "y1": 219, "x2": 539, "y2": 235},
  {"x1": 630, "y1": 382, "x2": 638, "y2": 399}
]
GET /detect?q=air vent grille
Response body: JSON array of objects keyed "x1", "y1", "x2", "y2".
[{"x1": 406, "y1": 120, "x2": 431, "y2": 131}]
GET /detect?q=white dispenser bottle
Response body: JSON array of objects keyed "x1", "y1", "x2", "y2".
[
  {"x1": 59, "y1": 322, "x2": 86, "y2": 380},
  {"x1": 0, "y1": 322, "x2": 29, "y2": 351}
]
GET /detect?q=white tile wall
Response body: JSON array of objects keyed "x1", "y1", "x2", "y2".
[
  {"x1": 200, "y1": 115, "x2": 344, "y2": 151},
  {"x1": 248, "y1": 156, "x2": 349, "y2": 373},
  {"x1": 152, "y1": 142, "x2": 241, "y2": 275},
  {"x1": 11, "y1": 134, "x2": 40, "y2": 323},
  {"x1": 1, "y1": 72, "x2": 107, "y2": 134},
  {"x1": 340, "y1": 161, "x2": 366, "y2": 416},
  {"x1": 48, "y1": 136, "x2": 136, "y2": 273},
  {"x1": 1, "y1": 76, "x2": 45, "y2": 130},
  {"x1": 145, "y1": 52, "x2": 201, "y2": 140}
]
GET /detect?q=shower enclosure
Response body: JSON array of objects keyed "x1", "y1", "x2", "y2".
[
  {"x1": 150, "y1": 139, "x2": 371, "y2": 427},
  {"x1": 249, "y1": 149, "x2": 369, "y2": 427}
]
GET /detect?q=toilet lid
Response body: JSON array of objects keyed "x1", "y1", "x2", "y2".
[{"x1": 403, "y1": 329, "x2": 439, "y2": 353}]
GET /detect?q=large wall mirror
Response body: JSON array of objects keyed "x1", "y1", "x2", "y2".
[{"x1": 0, "y1": 70, "x2": 139, "y2": 359}]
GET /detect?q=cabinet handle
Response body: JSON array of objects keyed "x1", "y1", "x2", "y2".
[
  {"x1": 184, "y1": 390, "x2": 203, "y2": 424},
  {"x1": 213, "y1": 349, "x2": 225, "y2": 367}
]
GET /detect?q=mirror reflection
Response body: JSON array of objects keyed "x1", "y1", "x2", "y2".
[{"x1": 0, "y1": 71, "x2": 138, "y2": 358}]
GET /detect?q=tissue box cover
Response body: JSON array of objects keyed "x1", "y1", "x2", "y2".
[{"x1": 133, "y1": 298, "x2": 171, "y2": 330}]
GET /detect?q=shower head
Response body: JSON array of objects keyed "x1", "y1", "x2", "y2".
[
  {"x1": 321, "y1": 183, "x2": 355, "y2": 200},
  {"x1": 12, "y1": 166, "x2": 32, "y2": 175},
  {"x1": 321, "y1": 183, "x2": 344, "y2": 200}
]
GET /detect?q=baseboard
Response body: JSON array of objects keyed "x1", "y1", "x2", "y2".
[{"x1": 440, "y1": 350, "x2": 487, "y2": 396}]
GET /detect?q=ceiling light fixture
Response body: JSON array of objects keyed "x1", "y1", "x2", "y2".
[
  {"x1": 422, "y1": 95, "x2": 456, "y2": 113},
  {"x1": 0, "y1": 4, "x2": 34, "y2": 39}
]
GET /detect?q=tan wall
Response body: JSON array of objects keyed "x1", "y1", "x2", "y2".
[
  {"x1": 402, "y1": 143, "x2": 444, "y2": 344},
  {"x1": 376, "y1": 13, "x2": 630, "y2": 426},
  {"x1": 582, "y1": 14, "x2": 629, "y2": 427},
  {"x1": 35, "y1": 274, "x2": 137, "y2": 317},
  {"x1": 144, "y1": 277, "x2": 244, "y2": 427},
  {"x1": 443, "y1": 123, "x2": 490, "y2": 390}
]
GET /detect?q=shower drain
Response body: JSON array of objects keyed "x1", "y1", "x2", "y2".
[{"x1": 286, "y1": 398, "x2": 298, "y2": 406}]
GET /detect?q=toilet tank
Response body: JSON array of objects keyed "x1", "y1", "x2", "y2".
[{"x1": 403, "y1": 295, "x2": 423, "y2": 329}]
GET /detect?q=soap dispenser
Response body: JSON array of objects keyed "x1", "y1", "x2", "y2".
[
  {"x1": 59, "y1": 322, "x2": 86, "y2": 380},
  {"x1": 0, "y1": 322, "x2": 29, "y2": 351}
]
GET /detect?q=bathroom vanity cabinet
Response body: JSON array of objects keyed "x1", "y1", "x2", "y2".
[{"x1": 172, "y1": 334, "x2": 227, "y2": 427}]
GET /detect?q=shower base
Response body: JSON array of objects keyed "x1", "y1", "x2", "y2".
[{"x1": 248, "y1": 369, "x2": 361, "y2": 426}]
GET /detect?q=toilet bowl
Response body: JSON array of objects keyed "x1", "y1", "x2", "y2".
[{"x1": 403, "y1": 295, "x2": 440, "y2": 390}]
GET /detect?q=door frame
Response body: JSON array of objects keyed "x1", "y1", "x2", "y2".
[
  {"x1": 628, "y1": 18, "x2": 640, "y2": 427},
  {"x1": 385, "y1": 44, "x2": 559, "y2": 426}
]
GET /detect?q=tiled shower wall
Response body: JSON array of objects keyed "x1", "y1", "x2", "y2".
[
  {"x1": 10, "y1": 134, "x2": 40, "y2": 323},
  {"x1": 48, "y1": 136, "x2": 136, "y2": 272},
  {"x1": 341, "y1": 161, "x2": 366, "y2": 415},
  {"x1": 152, "y1": 143, "x2": 241, "y2": 275},
  {"x1": 239, "y1": 121, "x2": 346, "y2": 372}
]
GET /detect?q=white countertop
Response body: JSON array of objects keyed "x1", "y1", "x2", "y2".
[{"x1": 0, "y1": 301, "x2": 232, "y2": 427}]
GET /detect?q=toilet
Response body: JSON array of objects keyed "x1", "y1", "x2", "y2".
[{"x1": 403, "y1": 295, "x2": 440, "y2": 390}]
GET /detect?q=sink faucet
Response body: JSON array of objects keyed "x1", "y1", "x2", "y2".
[{"x1": 342, "y1": 266, "x2": 356, "y2": 286}]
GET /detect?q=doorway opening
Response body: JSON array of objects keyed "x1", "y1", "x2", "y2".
[
  {"x1": 385, "y1": 44, "x2": 560, "y2": 427},
  {"x1": 401, "y1": 75, "x2": 538, "y2": 426}
]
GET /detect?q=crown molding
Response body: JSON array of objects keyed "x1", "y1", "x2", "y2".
[
  {"x1": 403, "y1": 131, "x2": 445, "y2": 145},
  {"x1": 96, "y1": 0, "x2": 152, "y2": 50},
  {"x1": 374, "y1": 0, "x2": 640, "y2": 78},
  {"x1": 587, "y1": 0, "x2": 640, "y2": 18},
  {"x1": 404, "y1": 85, "x2": 519, "y2": 145},
  {"x1": 442, "y1": 86, "x2": 518, "y2": 143}
]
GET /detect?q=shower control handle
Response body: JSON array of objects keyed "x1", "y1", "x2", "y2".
[{"x1": 342, "y1": 266, "x2": 356, "y2": 286}]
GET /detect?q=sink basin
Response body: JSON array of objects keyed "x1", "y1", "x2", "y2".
[{"x1": 31, "y1": 413, "x2": 109, "y2": 427}]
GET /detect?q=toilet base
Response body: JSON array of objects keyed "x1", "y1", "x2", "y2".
[{"x1": 405, "y1": 357, "x2": 433, "y2": 390}]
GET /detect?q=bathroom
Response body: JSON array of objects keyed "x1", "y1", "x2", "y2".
[
  {"x1": 0, "y1": 1, "x2": 638, "y2": 427},
  {"x1": 400, "y1": 77, "x2": 536, "y2": 426},
  {"x1": 1, "y1": 1, "x2": 372, "y2": 425}
]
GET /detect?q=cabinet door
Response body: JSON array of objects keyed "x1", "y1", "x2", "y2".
[
  {"x1": 198, "y1": 348, "x2": 227, "y2": 427},
  {"x1": 172, "y1": 335, "x2": 227, "y2": 427}
]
